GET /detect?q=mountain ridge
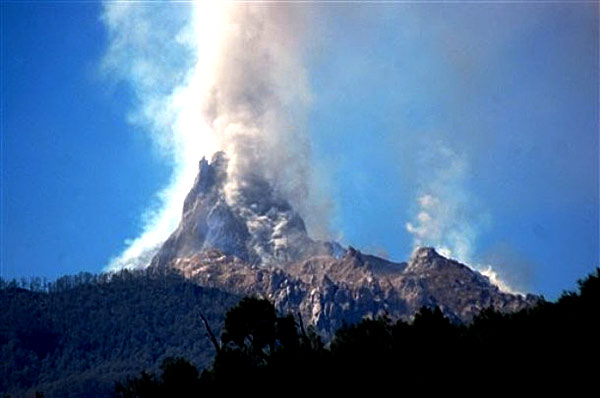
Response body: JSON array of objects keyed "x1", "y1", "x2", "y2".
[{"x1": 150, "y1": 153, "x2": 539, "y2": 334}]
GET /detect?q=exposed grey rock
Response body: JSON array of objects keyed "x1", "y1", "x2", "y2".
[
  {"x1": 151, "y1": 152, "x2": 338, "y2": 269},
  {"x1": 151, "y1": 154, "x2": 540, "y2": 336},
  {"x1": 165, "y1": 246, "x2": 537, "y2": 337}
]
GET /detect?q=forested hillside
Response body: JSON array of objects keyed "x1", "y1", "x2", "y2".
[
  {"x1": 2, "y1": 268, "x2": 598, "y2": 397},
  {"x1": 0, "y1": 270, "x2": 239, "y2": 398},
  {"x1": 116, "y1": 268, "x2": 599, "y2": 395}
]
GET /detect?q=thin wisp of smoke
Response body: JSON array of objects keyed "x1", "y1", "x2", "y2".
[
  {"x1": 405, "y1": 143, "x2": 521, "y2": 294},
  {"x1": 405, "y1": 143, "x2": 476, "y2": 262}
]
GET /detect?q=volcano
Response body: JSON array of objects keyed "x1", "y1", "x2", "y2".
[{"x1": 150, "y1": 152, "x2": 538, "y2": 334}]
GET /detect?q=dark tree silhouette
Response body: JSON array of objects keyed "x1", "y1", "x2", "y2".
[
  {"x1": 115, "y1": 268, "x2": 600, "y2": 395},
  {"x1": 3, "y1": 268, "x2": 598, "y2": 397}
]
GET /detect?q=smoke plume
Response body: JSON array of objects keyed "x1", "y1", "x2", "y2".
[{"x1": 102, "y1": 2, "x2": 322, "y2": 270}]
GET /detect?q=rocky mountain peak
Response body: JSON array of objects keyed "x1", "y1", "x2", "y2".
[
  {"x1": 151, "y1": 153, "x2": 338, "y2": 269},
  {"x1": 411, "y1": 246, "x2": 439, "y2": 260},
  {"x1": 182, "y1": 152, "x2": 228, "y2": 212},
  {"x1": 150, "y1": 153, "x2": 540, "y2": 333},
  {"x1": 342, "y1": 246, "x2": 364, "y2": 265}
]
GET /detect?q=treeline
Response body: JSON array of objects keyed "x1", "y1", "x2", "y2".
[
  {"x1": 1, "y1": 269, "x2": 240, "y2": 398},
  {"x1": 3, "y1": 267, "x2": 598, "y2": 396},
  {"x1": 116, "y1": 268, "x2": 599, "y2": 395},
  {"x1": 1, "y1": 270, "x2": 170, "y2": 294}
]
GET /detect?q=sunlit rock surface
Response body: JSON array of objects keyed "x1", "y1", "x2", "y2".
[
  {"x1": 152, "y1": 153, "x2": 539, "y2": 335},
  {"x1": 151, "y1": 152, "x2": 340, "y2": 268}
]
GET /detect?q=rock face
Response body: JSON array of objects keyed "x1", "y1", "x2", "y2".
[
  {"x1": 151, "y1": 152, "x2": 342, "y2": 269},
  {"x1": 151, "y1": 153, "x2": 538, "y2": 335}
]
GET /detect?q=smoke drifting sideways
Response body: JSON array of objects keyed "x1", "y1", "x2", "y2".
[
  {"x1": 102, "y1": 2, "x2": 323, "y2": 270},
  {"x1": 405, "y1": 143, "x2": 522, "y2": 295}
]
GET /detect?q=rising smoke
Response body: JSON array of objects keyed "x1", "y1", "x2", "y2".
[
  {"x1": 405, "y1": 143, "x2": 476, "y2": 262},
  {"x1": 102, "y1": 2, "x2": 325, "y2": 270},
  {"x1": 405, "y1": 142, "x2": 520, "y2": 294},
  {"x1": 102, "y1": 2, "x2": 524, "y2": 294}
]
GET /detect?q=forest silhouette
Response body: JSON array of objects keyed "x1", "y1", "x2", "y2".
[{"x1": 115, "y1": 268, "x2": 599, "y2": 396}]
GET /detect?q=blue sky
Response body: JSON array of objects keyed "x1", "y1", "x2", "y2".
[{"x1": 1, "y1": 2, "x2": 598, "y2": 299}]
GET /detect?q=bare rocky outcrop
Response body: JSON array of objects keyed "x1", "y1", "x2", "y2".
[
  {"x1": 151, "y1": 153, "x2": 539, "y2": 336},
  {"x1": 151, "y1": 152, "x2": 341, "y2": 269}
]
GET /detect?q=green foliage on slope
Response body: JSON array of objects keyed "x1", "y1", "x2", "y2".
[{"x1": 0, "y1": 270, "x2": 240, "y2": 398}]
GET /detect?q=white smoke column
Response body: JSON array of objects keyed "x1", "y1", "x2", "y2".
[
  {"x1": 102, "y1": 1, "x2": 228, "y2": 270},
  {"x1": 204, "y1": 5, "x2": 312, "y2": 199},
  {"x1": 405, "y1": 143, "x2": 521, "y2": 295},
  {"x1": 206, "y1": 5, "x2": 320, "y2": 248},
  {"x1": 102, "y1": 2, "x2": 320, "y2": 269}
]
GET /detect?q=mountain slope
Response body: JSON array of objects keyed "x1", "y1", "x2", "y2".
[
  {"x1": 2, "y1": 153, "x2": 540, "y2": 397},
  {"x1": 0, "y1": 271, "x2": 239, "y2": 398},
  {"x1": 151, "y1": 153, "x2": 538, "y2": 334},
  {"x1": 151, "y1": 152, "x2": 341, "y2": 269}
]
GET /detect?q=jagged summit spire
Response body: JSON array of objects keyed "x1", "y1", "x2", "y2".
[
  {"x1": 410, "y1": 246, "x2": 441, "y2": 261},
  {"x1": 152, "y1": 153, "x2": 341, "y2": 268}
]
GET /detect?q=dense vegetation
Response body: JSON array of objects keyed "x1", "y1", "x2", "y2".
[
  {"x1": 116, "y1": 268, "x2": 599, "y2": 395},
  {"x1": 2, "y1": 268, "x2": 598, "y2": 396},
  {"x1": 0, "y1": 270, "x2": 240, "y2": 398}
]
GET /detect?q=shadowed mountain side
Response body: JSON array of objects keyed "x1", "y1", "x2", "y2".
[
  {"x1": 151, "y1": 152, "x2": 343, "y2": 269},
  {"x1": 117, "y1": 268, "x2": 600, "y2": 394},
  {"x1": 0, "y1": 270, "x2": 240, "y2": 398}
]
